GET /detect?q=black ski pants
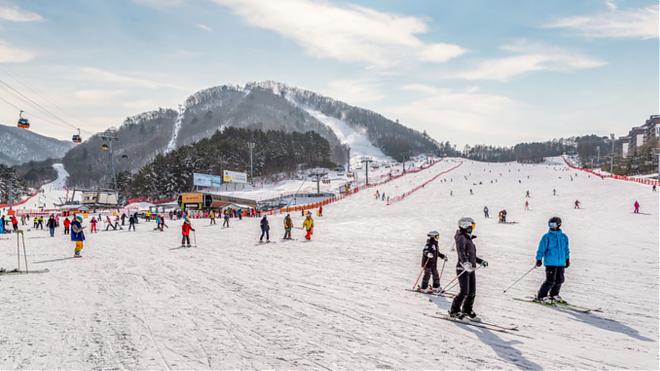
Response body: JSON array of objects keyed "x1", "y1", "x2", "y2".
[
  {"x1": 129, "y1": 222, "x2": 135, "y2": 231},
  {"x1": 421, "y1": 265, "x2": 440, "y2": 289},
  {"x1": 450, "y1": 269, "x2": 476, "y2": 314},
  {"x1": 284, "y1": 228, "x2": 291, "y2": 239},
  {"x1": 182, "y1": 235, "x2": 191, "y2": 246},
  {"x1": 538, "y1": 266, "x2": 565, "y2": 299},
  {"x1": 223, "y1": 218, "x2": 229, "y2": 227},
  {"x1": 260, "y1": 229, "x2": 269, "y2": 241}
]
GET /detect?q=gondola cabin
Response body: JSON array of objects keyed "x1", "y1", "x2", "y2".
[
  {"x1": 17, "y1": 110, "x2": 30, "y2": 129},
  {"x1": 72, "y1": 129, "x2": 82, "y2": 144}
]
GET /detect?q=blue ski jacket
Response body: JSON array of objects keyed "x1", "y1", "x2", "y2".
[{"x1": 535, "y1": 229, "x2": 569, "y2": 267}]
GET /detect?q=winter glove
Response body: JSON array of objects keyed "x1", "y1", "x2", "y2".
[
  {"x1": 480, "y1": 260, "x2": 488, "y2": 268},
  {"x1": 565, "y1": 259, "x2": 570, "y2": 268},
  {"x1": 426, "y1": 252, "x2": 434, "y2": 258},
  {"x1": 535, "y1": 260, "x2": 542, "y2": 267},
  {"x1": 461, "y1": 262, "x2": 474, "y2": 272}
]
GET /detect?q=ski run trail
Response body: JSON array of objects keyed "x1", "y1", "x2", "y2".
[{"x1": 0, "y1": 158, "x2": 657, "y2": 370}]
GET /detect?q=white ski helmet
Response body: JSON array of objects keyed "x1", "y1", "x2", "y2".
[{"x1": 458, "y1": 217, "x2": 475, "y2": 231}]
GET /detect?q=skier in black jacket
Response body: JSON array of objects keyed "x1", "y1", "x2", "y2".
[
  {"x1": 417, "y1": 231, "x2": 448, "y2": 293},
  {"x1": 449, "y1": 217, "x2": 488, "y2": 319},
  {"x1": 259, "y1": 216, "x2": 270, "y2": 242}
]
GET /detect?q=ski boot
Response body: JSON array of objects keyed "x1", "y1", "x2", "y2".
[
  {"x1": 534, "y1": 296, "x2": 553, "y2": 304},
  {"x1": 462, "y1": 310, "x2": 480, "y2": 321},
  {"x1": 550, "y1": 295, "x2": 566, "y2": 304},
  {"x1": 448, "y1": 311, "x2": 464, "y2": 319},
  {"x1": 425, "y1": 285, "x2": 434, "y2": 294}
]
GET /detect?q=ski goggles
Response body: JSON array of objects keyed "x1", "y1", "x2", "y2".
[{"x1": 548, "y1": 222, "x2": 560, "y2": 228}]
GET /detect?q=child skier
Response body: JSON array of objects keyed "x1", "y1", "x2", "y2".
[
  {"x1": 181, "y1": 219, "x2": 195, "y2": 247},
  {"x1": 449, "y1": 217, "x2": 488, "y2": 319},
  {"x1": 417, "y1": 231, "x2": 448, "y2": 293},
  {"x1": 259, "y1": 215, "x2": 270, "y2": 242},
  {"x1": 89, "y1": 217, "x2": 97, "y2": 233},
  {"x1": 303, "y1": 212, "x2": 314, "y2": 240},
  {"x1": 535, "y1": 217, "x2": 570, "y2": 303},
  {"x1": 633, "y1": 200, "x2": 640, "y2": 214},
  {"x1": 223, "y1": 209, "x2": 230, "y2": 228},
  {"x1": 283, "y1": 214, "x2": 293, "y2": 239},
  {"x1": 71, "y1": 215, "x2": 85, "y2": 258}
]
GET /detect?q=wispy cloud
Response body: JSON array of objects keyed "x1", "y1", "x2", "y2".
[
  {"x1": 0, "y1": 40, "x2": 35, "y2": 63},
  {"x1": 454, "y1": 41, "x2": 605, "y2": 81},
  {"x1": 132, "y1": 0, "x2": 182, "y2": 8},
  {"x1": 545, "y1": 3, "x2": 658, "y2": 39},
  {"x1": 78, "y1": 67, "x2": 178, "y2": 89},
  {"x1": 0, "y1": 4, "x2": 43, "y2": 22},
  {"x1": 197, "y1": 23, "x2": 212, "y2": 32},
  {"x1": 73, "y1": 89, "x2": 125, "y2": 103},
  {"x1": 212, "y1": 0, "x2": 466, "y2": 68}
]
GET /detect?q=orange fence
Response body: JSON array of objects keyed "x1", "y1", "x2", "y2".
[
  {"x1": 386, "y1": 161, "x2": 464, "y2": 205},
  {"x1": 562, "y1": 156, "x2": 659, "y2": 186}
]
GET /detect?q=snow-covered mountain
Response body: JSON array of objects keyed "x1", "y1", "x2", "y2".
[
  {"x1": 0, "y1": 124, "x2": 74, "y2": 166},
  {"x1": 63, "y1": 81, "x2": 439, "y2": 187}
]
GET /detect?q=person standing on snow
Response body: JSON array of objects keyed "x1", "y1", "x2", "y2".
[
  {"x1": 535, "y1": 217, "x2": 570, "y2": 303},
  {"x1": 222, "y1": 209, "x2": 230, "y2": 228},
  {"x1": 128, "y1": 214, "x2": 136, "y2": 231},
  {"x1": 259, "y1": 216, "x2": 270, "y2": 242},
  {"x1": 209, "y1": 211, "x2": 216, "y2": 225},
  {"x1": 417, "y1": 231, "x2": 448, "y2": 293},
  {"x1": 483, "y1": 206, "x2": 489, "y2": 218},
  {"x1": 303, "y1": 212, "x2": 314, "y2": 240},
  {"x1": 89, "y1": 216, "x2": 97, "y2": 233},
  {"x1": 633, "y1": 200, "x2": 640, "y2": 214},
  {"x1": 574, "y1": 200, "x2": 581, "y2": 209},
  {"x1": 283, "y1": 214, "x2": 293, "y2": 240},
  {"x1": 47, "y1": 214, "x2": 57, "y2": 237},
  {"x1": 449, "y1": 217, "x2": 487, "y2": 319},
  {"x1": 181, "y1": 219, "x2": 195, "y2": 247},
  {"x1": 63, "y1": 217, "x2": 71, "y2": 235},
  {"x1": 524, "y1": 200, "x2": 530, "y2": 211},
  {"x1": 71, "y1": 215, "x2": 85, "y2": 258}
]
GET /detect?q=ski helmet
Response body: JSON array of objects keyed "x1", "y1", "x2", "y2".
[
  {"x1": 458, "y1": 217, "x2": 475, "y2": 232},
  {"x1": 427, "y1": 230, "x2": 440, "y2": 240},
  {"x1": 548, "y1": 216, "x2": 562, "y2": 229},
  {"x1": 75, "y1": 215, "x2": 83, "y2": 223}
]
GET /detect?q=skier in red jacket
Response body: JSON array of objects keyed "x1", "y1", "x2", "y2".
[{"x1": 181, "y1": 219, "x2": 195, "y2": 247}]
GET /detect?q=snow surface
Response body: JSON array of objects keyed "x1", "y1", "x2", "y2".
[
  {"x1": 0, "y1": 158, "x2": 658, "y2": 369},
  {"x1": 166, "y1": 107, "x2": 185, "y2": 153},
  {"x1": 10, "y1": 163, "x2": 78, "y2": 211}
]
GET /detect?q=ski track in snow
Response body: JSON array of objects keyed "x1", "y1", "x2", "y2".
[
  {"x1": 166, "y1": 107, "x2": 184, "y2": 153},
  {"x1": 0, "y1": 158, "x2": 657, "y2": 369}
]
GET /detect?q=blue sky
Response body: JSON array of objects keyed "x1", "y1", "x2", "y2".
[{"x1": 0, "y1": 0, "x2": 657, "y2": 145}]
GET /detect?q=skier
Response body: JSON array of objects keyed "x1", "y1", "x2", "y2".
[
  {"x1": 574, "y1": 200, "x2": 581, "y2": 209},
  {"x1": 11, "y1": 215, "x2": 18, "y2": 232},
  {"x1": 63, "y1": 217, "x2": 71, "y2": 235},
  {"x1": 469, "y1": 189, "x2": 473, "y2": 195},
  {"x1": 181, "y1": 219, "x2": 195, "y2": 247},
  {"x1": 303, "y1": 212, "x2": 314, "y2": 240},
  {"x1": 417, "y1": 231, "x2": 448, "y2": 293},
  {"x1": 525, "y1": 190, "x2": 530, "y2": 198},
  {"x1": 449, "y1": 217, "x2": 487, "y2": 319},
  {"x1": 121, "y1": 213, "x2": 127, "y2": 226},
  {"x1": 553, "y1": 189, "x2": 556, "y2": 196},
  {"x1": 653, "y1": 185, "x2": 657, "y2": 192},
  {"x1": 105, "y1": 215, "x2": 116, "y2": 231},
  {"x1": 483, "y1": 206, "x2": 489, "y2": 218},
  {"x1": 128, "y1": 214, "x2": 136, "y2": 231},
  {"x1": 524, "y1": 200, "x2": 530, "y2": 211},
  {"x1": 535, "y1": 217, "x2": 570, "y2": 303},
  {"x1": 90, "y1": 216, "x2": 97, "y2": 233},
  {"x1": 318, "y1": 205, "x2": 323, "y2": 217},
  {"x1": 71, "y1": 215, "x2": 85, "y2": 258},
  {"x1": 283, "y1": 214, "x2": 293, "y2": 239},
  {"x1": 47, "y1": 215, "x2": 57, "y2": 237},
  {"x1": 222, "y1": 209, "x2": 230, "y2": 228},
  {"x1": 633, "y1": 200, "x2": 640, "y2": 214},
  {"x1": 498, "y1": 209, "x2": 508, "y2": 223},
  {"x1": 259, "y1": 216, "x2": 270, "y2": 242},
  {"x1": 210, "y1": 211, "x2": 216, "y2": 225}
]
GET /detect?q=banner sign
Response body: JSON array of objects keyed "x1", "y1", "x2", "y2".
[
  {"x1": 223, "y1": 170, "x2": 248, "y2": 184},
  {"x1": 193, "y1": 173, "x2": 222, "y2": 188}
]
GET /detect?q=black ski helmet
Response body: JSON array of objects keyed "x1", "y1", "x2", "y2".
[{"x1": 548, "y1": 216, "x2": 562, "y2": 229}]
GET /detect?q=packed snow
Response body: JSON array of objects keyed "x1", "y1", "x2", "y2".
[{"x1": 0, "y1": 158, "x2": 657, "y2": 369}]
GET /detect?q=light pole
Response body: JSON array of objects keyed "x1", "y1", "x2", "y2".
[{"x1": 247, "y1": 142, "x2": 255, "y2": 185}]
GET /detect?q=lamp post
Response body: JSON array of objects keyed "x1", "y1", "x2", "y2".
[{"x1": 247, "y1": 142, "x2": 255, "y2": 185}]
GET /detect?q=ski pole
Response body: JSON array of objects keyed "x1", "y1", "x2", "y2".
[
  {"x1": 412, "y1": 259, "x2": 429, "y2": 290},
  {"x1": 502, "y1": 265, "x2": 537, "y2": 293},
  {"x1": 21, "y1": 231, "x2": 28, "y2": 274},
  {"x1": 438, "y1": 258, "x2": 446, "y2": 283},
  {"x1": 441, "y1": 265, "x2": 481, "y2": 294},
  {"x1": 193, "y1": 230, "x2": 197, "y2": 248}
]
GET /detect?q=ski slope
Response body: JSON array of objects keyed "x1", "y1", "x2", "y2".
[{"x1": 0, "y1": 158, "x2": 657, "y2": 369}]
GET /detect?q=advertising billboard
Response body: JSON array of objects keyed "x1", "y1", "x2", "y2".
[
  {"x1": 193, "y1": 173, "x2": 222, "y2": 188},
  {"x1": 223, "y1": 170, "x2": 248, "y2": 184}
]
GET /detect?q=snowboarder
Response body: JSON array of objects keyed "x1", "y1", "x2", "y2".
[
  {"x1": 535, "y1": 217, "x2": 570, "y2": 303},
  {"x1": 574, "y1": 200, "x2": 581, "y2": 209},
  {"x1": 181, "y1": 219, "x2": 195, "y2": 247},
  {"x1": 71, "y1": 215, "x2": 85, "y2": 258},
  {"x1": 449, "y1": 217, "x2": 487, "y2": 319},
  {"x1": 259, "y1": 216, "x2": 270, "y2": 242},
  {"x1": 303, "y1": 212, "x2": 314, "y2": 240},
  {"x1": 633, "y1": 200, "x2": 640, "y2": 214},
  {"x1": 63, "y1": 217, "x2": 71, "y2": 235},
  {"x1": 417, "y1": 231, "x2": 448, "y2": 293},
  {"x1": 483, "y1": 206, "x2": 489, "y2": 218},
  {"x1": 283, "y1": 214, "x2": 293, "y2": 239},
  {"x1": 47, "y1": 215, "x2": 57, "y2": 237}
]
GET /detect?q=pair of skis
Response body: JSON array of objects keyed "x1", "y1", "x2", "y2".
[
  {"x1": 513, "y1": 297, "x2": 602, "y2": 313},
  {"x1": 424, "y1": 313, "x2": 519, "y2": 334},
  {"x1": 405, "y1": 288, "x2": 457, "y2": 298}
]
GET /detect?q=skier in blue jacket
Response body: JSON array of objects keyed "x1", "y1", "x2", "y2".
[{"x1": 535, "y1": 216, "x2": 570, "y2": 303}]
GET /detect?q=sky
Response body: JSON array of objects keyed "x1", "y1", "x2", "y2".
[{"x1": 0, "y1": 0, "x2": 657, "y2": 146}]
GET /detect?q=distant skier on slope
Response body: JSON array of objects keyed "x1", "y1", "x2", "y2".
[
  {"x1": 574, "y1": 200, "x2": 581, "y2": 209},
  {"x1": 63, "y1": 217, "x2": 71, "y2": 235},
  {"x1": 633, "y1": 200, "x2": 640, "y2": 214},
  {"x1": 283, "y1": 214, "x2": 293, "y2": 239},
  {"x1": 417, "y1": 231, "x2": 448, "y2": 293},
  {"x1": 449, "y1": 217, "x2": 487, "y2": 319},
  {"x1": 483, "y1": 206, "x2": 489, "y2": 218},
  {"x1": 498, "y1": 209, "x2": 508, "y2": 223},
  {"x1": 71, "y1": 215, "x2": 85, "y2": 258},
  {"x1": 209, "y1": 211, "x2": 216, "y2": 225},
  {"x1": 223, "y1": 209, "x2": 230, "y2": 228},
  {"x1": 524, "y1": 200, "x2": 530, "y2": 211},
  {"x1": 303, "y1": 212, "x2": 314, "y2": 240},
  {"x1": 535, "y1": 217, "x2": 570, "y2": 303},
  {"x1": 525, "y1": 190, "x2": 530, "y2": 198}
]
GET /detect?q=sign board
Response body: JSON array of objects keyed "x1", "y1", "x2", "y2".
[
  {"x1": 223, "y1": 170, "x2": 248, "y2": 184},
  {"x1": 181, "y1": 192, "x2": 203, "y2": 204},
  {"x1": 193, "y1": 173, "x2": 222, "y2": 188}
]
